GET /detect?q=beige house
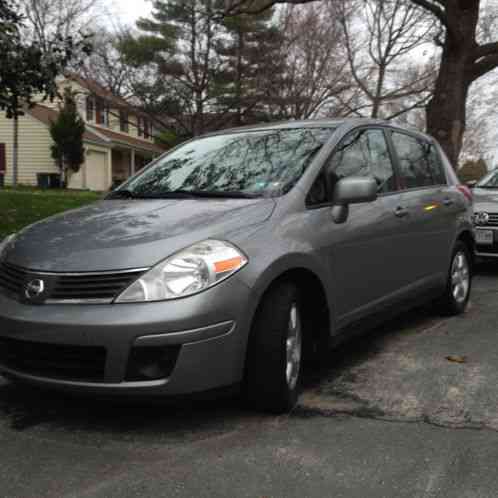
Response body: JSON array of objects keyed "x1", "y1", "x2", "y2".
[{"x1": 0, "y1": 75, "x2": 166, "y2": 191}]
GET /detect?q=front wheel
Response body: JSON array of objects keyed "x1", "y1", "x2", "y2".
[
  {"x1": 244, "y1": 282, "x2": 303, "y2": 413},
  {"x1": 439, "y1": 241, "x2": 472, "y2": 315}
]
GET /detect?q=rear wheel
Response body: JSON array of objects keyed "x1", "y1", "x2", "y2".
[
  {"x1": 439, "y1": 241, "x2": 472, "y2": 315},
  {"x1": 245, "y1": 282, "x2": 303, "y2": 413}
]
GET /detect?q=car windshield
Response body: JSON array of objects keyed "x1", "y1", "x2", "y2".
[
  {"x1": 477, "y1": 170, "x2": 498, "y2": 188},
  {"x1": 111, "y1": 127, "x2": 335, "y2": 199}
]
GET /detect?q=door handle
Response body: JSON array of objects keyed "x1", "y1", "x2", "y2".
[
  {"x1": 443, "y1": 198, "x2": 453, "y2": 206},
  {"x1": 394, "y1": 206, "x2": 409, "y2": 218}
]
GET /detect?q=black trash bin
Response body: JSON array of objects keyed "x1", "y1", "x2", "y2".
[
  {"x1": 37, "y1": 173, "x2": 61, "y2": 189},
  {"x1": 49, "y1": 174, "x2": 61, "y2": 189},
  {"x1": 37, "y1": 173, "x2": 50, "y2": 189}
]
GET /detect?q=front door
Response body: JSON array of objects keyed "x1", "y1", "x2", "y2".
[{"x1": 324, "y1": 127, "x2": 408, "y2": 326}]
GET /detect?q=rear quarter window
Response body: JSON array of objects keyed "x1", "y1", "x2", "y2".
[
  {"x1": 426, "y1": 143, "x2": 447, "y2": 185},
  {"x1": 391, "y1": 132, "x2": 446, "y2": 189}
]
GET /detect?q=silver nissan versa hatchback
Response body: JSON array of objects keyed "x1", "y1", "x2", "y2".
[{"x1": 0, "y1": 119, "x2": 474, "y2": 413}]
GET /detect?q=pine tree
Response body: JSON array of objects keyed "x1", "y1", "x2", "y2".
[
  {"x1": 50, "y1": 88, "x2": 86, "y2": 186},
  {"x1": 120, "y1": 0, "x2": 223, "y2": 137},
  {"x1": 216, "y1": 9, "x2": 284, "y2": 125}
]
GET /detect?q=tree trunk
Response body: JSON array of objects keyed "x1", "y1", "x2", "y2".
[
  {"x1": 12, "y1": 114, "x2": 18, "y2": 187},
  {"x1": 425, "y1": 0, "x2": 480, "y2": 168},
  {"x1": 425, "y1": 47, "x2": 471, "y2": 167}
]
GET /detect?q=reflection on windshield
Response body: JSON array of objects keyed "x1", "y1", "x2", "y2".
[
  {"x1": 477, "y1": 170, "x2": 498, "y2": 188},
  {"x1": 115, "y1": 128, "x2": 334, "y2": 199}
]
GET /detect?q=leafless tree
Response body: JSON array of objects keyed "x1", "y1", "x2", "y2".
[
  {"x1": 460, "y1": 72, "x2": 498, "y2": 163},
  {"x1": 264, "y1": 3, "x2": 350, "y2": 120},
  {"x1": 337, "y1": 0, "x2": 436, "y2": 120},
  {"x1": 81, "y1": 29, "x2": 136, "y2": 99},
  {"x1": 20, "y1": 0, "x2": 103, "y2": 50}
]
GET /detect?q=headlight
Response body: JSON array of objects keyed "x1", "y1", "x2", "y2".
[
  {"x1": 0, "y1": 234, "x2": 16, "y2": 259},
  {"x1": 115, "y1": 239, "x2": 248, "y2": 303}
]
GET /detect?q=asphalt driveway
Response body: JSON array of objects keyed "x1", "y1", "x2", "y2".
[{"x1": 2, "y1": 264, "x2": 498, "y2": 498}]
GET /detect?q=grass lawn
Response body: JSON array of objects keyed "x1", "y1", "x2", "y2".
[{"x1": 0, "y1": 187, "x2": 101, "y2": 239}]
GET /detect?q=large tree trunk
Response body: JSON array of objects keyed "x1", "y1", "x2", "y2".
[
  {"x1": 425, "y1": 0, "x2": 479, "y2": 167},
  {"x1": 426, "y1": 49, "x2": 470, "y2": 167}
]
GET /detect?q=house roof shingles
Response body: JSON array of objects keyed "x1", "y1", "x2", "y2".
[
  {"x1": 27, "y1": 104, "x2": 165, "y2": 155},
  {"x1": 27, "y1": 104, "x2": 107, "y2": 145},
  {"x1": 93, "y1": 126, "x2": 165, "y2": 154}
]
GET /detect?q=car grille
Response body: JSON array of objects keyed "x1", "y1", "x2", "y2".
[
  {"x1": 0, "y1": 337, "x2": 106, "y2": 382},
  {"x1": 486, "y1": 214, "x2": 498, "y2": 226},
  {"x1": 0, "y1": 261, "x2": 24, "y2": 296},
  {"x1": 0, "y1": 261, "x2": 145, "y2": 303}
]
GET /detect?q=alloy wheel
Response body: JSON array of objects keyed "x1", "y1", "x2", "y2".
[
  {"x1": 451, "y1": 251, "x2": 470, "y2": 304},
  {"x1": 286, "y1": 302, "x2": 302, "y2": 390}
]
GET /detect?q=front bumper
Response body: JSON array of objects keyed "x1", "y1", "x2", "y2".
[
  {"x1": 0, "y1": 276, "x2": 253, "y2": 396},
  {"x1": 474, "y1": 226, "x2": 498, "y2": 258}
]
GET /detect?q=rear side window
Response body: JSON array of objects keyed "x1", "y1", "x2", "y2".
[
  {"x1": 427, "y1": 144, "x2": 447, "y2": 185},
  {"x1": 391, "y1": 132, "x2": 445, "y2": 189},
  {"x1": 330, "y1": 128, "x2": 397, "y2": 194}
]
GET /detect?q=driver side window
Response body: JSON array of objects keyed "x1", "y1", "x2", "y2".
[{"x1": 330, "y1": 128, "x2": 397, "y2": 194}]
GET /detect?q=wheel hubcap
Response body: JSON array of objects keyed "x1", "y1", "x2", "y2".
[
  {"x1": 286, "y1": 303, "x2": 302, "y2": 390},
  {"x1": 451, "y1": 251, "x2": 470, "y2": 304}
]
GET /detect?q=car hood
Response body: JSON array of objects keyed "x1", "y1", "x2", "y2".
[
  {"x1": 5, "y1": 198, "x2": 276, "y2": 272},
  {"x1": 472, "y1": 188, "x2": 498, "y2": 212}
]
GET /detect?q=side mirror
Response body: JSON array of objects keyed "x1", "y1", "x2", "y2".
[
  {"x1": 332, "y1": 176, "x2": 378, "y2": 205},
  {"x1": 466, "y1": 180, "x2": 477, "y2": 189},
  {"x1": 328, "y1": 175, "x2": 378, "y2": 224}
]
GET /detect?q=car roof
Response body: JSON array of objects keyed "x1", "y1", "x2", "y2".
[{"x1": 201, "y1": 118, "x2": 434, "y2": 143}]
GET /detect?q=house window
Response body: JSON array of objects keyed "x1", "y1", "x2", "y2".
[
  {"x1": 137, "y1": 116, "x2": 143, "y2": 137},
  {"x1": 144, "y1": 118, "x2": 150, "y2": 139},
  {"x1": 86, "y1": 97, "x2": 94, "y2": 121},
  {"x1": 120, "y1": 111, "x2": 129, "y2": 133},
  {"x1": 96, "y1": 99, "x2": 109, "y2": 127}
]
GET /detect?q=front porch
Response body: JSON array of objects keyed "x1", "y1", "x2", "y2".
[{"x1": 111, "y1": 147, "x2": 156, "y2": 188}]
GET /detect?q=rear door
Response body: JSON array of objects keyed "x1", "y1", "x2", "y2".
[{"x1": 386, "y1": 130, "x2": 451, "y2": 288}]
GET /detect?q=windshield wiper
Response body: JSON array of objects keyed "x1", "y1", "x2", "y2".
[
  {"x1": 106, "y1": 189, "x2": 136, "y2": 199},
  {"x1": 141, "y1": 190, "x2": 261, "y2": 199}
]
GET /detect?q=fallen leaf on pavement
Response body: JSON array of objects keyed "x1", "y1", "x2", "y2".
[{"x1": 446, "y1": 355, "x2": 467, "y2": 364}]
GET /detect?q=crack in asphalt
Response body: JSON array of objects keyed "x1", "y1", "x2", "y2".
[{"x1": 294, "y1": 399, "x2": 498, "y2": 433}]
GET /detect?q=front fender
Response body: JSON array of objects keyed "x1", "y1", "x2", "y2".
[{"x1": 235, "y1": 251, "x2": 334, "y2": 340}]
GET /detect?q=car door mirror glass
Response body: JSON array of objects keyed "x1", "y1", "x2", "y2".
[{"x1": 331, "y1": 176, "x2": 378, "y2": 205}]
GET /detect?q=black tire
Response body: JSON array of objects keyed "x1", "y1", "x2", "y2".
[
  {"x1": 244, "y1": 281, "x2": 303, "y2": 413},
  {"x1": 439, "y1": 241, "x2": 472, "y2": 315}
]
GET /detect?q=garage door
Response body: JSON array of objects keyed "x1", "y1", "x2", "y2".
[{"x1": 86, "y1": 151, "x2": 109, "y2": 191}]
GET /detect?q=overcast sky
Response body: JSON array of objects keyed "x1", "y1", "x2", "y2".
[{"x1": 106, "y1": 0, "x2": 152, "y2": 26}]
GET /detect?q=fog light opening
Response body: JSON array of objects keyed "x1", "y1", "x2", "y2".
[{"x1": 125, "y1": 345, "x2": 181, "y2": 382}]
